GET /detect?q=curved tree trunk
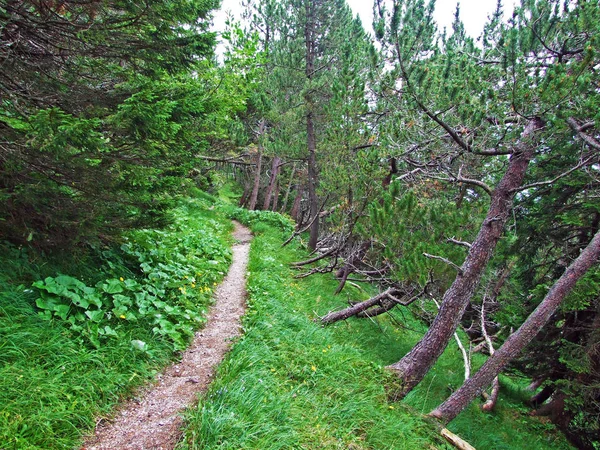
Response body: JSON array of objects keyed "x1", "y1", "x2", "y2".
[
  {"x1": 429, "y1": 227, "x2": 600, "y2": 423},
  {"x1": 263, "y1": 156, "x2": 281, "y2": 210},
  {"x1": 387, "y1": 118, "x2": 544, "y2": 397}
]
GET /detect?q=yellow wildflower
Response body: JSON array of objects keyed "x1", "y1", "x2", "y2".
[
  {"x1": 119, "y1": 277, "x2": 124, "y2": 282},
  {"x1": 119, "y1": 315, "x2": 126, "y2": 319},
  {"x1": 311, "y1": 365, "x2": 317, "y2": 372}
]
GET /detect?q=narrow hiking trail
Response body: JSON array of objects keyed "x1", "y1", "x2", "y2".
[{"x1": 83, "y1": 222, "x2": 252, "y2": 450}]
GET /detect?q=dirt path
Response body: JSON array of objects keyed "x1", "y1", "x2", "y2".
[{"x1": 83, "y1": 221, "x2": 252, "y2": 450}]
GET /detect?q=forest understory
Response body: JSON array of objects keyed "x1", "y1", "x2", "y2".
[{"x1": 1, "y1": 0, "x2": 599, "y2": 448}]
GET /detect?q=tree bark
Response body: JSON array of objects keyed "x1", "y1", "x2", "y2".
[
  {"x1": 248, "y1": 120, "x2": 266, "y2": 211},
  {"x1": 263, "y1": 156, "x2": 281, "y2": 210},
  {"x1": 280, "y1": 163, "x2": 297, "y2": 214},
  {"x1": 321, "y1": 288, "x2": 398, "y2": 324},
  {"x1": 430, "y1": 227, "x2": 600, "y2": 423},
  {"x1": 387, "y1": 118, "x2": 544, "y2": 397},
  {"x1": 305, "y1": 0, "x2": 319, "y2": 251},
  {"x1": 238, "y1": 185, "x2": 250, "y2": 208},
  {"x1": 271, "y1": 178, "x2": 280, "y2": 211},
  {"x1": 290, "y1": 185, "x2": 303, "y2": 221}
]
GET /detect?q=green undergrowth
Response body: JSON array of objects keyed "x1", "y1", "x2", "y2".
[
  {"x1": 0, "y1": 193, "x2": 233, "y2": 449},
  {"x1": 178, "y1": 220, "x2": 572, "y2": 450}
]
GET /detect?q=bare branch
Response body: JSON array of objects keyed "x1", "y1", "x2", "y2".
[
  {"x1": 568, "y1": 117, "x2": 600, "y2": 151},
  {"x1": 282, "y1": 195, "x2": 329, "y2": 247},
  {"x1": 447, "y1": 238, "x2": 472, "y2": 249},
  {"x1": 428, "y1": 167, "x2": 493, "y2": 196},
  {"x1": 423, "y1": 253, "x2": 463, "y2": 275},
  {"x1": 513, "y1": 152, "x2": 597, "y2": 192}
]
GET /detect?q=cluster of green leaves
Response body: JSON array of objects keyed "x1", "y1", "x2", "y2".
[
  {"x1": 0, "y1": 0, "x2": 257, "y2": 248},
  {"x1": 32, "y1": 199, "x2": 232, "y2": 351},
  {"x1": 358, "y1": 182, "x2": 485, "y2": 288}
]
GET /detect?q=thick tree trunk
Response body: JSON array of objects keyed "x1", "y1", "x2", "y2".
[
  {"x1": 387, "y1": 118, "x2": 544, "y2": 397},
  {"x1": 263, "y1": 156, "x2": 281, "y2": 210},
  {"x1": 429, "y1": 227, "x2": 600, "y2": 423},
  {"x1": 305, "y1": 0, "x2": 319, "y2": 251}
]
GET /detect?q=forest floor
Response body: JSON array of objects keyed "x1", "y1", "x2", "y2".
[{"x1": 82, "y1": 222, "x2": 252, "y2": 450}]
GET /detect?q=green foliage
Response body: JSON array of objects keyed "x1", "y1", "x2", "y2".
[
  {"x1": 178, "y1": 221, "x2": 571, "y2": 450},
  {"x1": 31, "y1": 199, "x2": 231, "y2": 351},
  {"x1": 0, "y1": 194, "x2": 234, "y2": 449},
  {"x1": 219, "y1": 204, "x2": 294, "y2": 233},
  {"x1": 0, "y1": 0, "x2": 255, "y2": 248},
  {"x1": 361, "y1": 184, "x2": 484, "y2": 287}
]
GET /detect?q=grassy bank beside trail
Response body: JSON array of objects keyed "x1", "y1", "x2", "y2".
[
  {"x1": 0, "y1": 194, "x2": 233, "y2": 449},
  {"x1": 179, "y1": 220, "x2": 572, "y2": 450}
]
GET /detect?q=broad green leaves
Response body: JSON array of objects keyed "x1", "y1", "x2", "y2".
[{"x1": 32, "y1": 198, "x2": 232, "y2": 351}]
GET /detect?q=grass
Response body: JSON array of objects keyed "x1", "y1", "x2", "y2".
[
  {"x1": 0, "y1": 199, "x2": 574, "y2": 449},
  {"x1": 0, "y1": 193, "x2": 233, "y2": 449},
  {"x1": 178, "y1": 219, "x2": 573, "y2": 450}
]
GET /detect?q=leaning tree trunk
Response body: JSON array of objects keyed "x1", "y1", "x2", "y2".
[
  {"x1": 271, "y1": 178, "x2": 280, "y2": 211},
  {"x1": 263, "y1": 156, "x2": 281, "y2": 210},
  {"x1": 248, "y1": 120, "x2": 266, "y2": 211},
  {"x1": 429, "y1": 228, "x2": 600, "y2": 423},
  {"x1": 387, "y1": 118, "x2": 544, "y2": 397},
  {"x1": 280, "y1": 163, "x2": 297, "y2": 213}
]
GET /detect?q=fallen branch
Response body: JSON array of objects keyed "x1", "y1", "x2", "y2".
[
  {"x1": 291, "y1": 245, "x2": 340, "y2": 267},
  {"x1": 440, "y1": 428, "x2": 477, "y2": 450},
  {"x1": 480, "y1": 299, "x2": 500, "y2": 411},
  {"x1": 320, "y1": 288, "x2": 399, "y2": 325},
  {"x1": 433, "y1": 298, "x2": 470, "y2": 380}
]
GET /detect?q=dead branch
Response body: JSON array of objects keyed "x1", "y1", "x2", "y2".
[
  {"x1": 320, "y1": 288, "x2": 400, "y2": 324},
  {"x1": 356, "y1": 299, "x2": 397, "y2": 318},
  {"x1": 282, "y1": 195, "x2": 329, "y2": 247},
  {"x1": 291, "y1": 245, "x2": 340, "y2": 267},
  {"x1": 513, "y1": 151, "x2": 597, "y2": 192},
  {"x1": 423, "y1": 253, "x2": 463, "y2": 275},
  {"x1": 294, "y1": 266, "x2": 336, "y2": 278},
  {"x1": 568, "y1": 117, "x2": 600, "y2": 151},
  {"x1": 480, "y1": 297, "x2": 500, "y2": 411},
  {"x1": 447, "y1": 237, "x2": 472, "y2": 248},
  {"x1": 440, "y1": 428, "x2": 477, "y2": 450},
  {"x1": 432, "y1": 298, "x2": 470, "y2": 380}
]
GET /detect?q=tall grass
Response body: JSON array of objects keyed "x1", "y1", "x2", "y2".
[
  {"x1": 178, "y1": 221, "x2": 572, "y2": 450},
  {"x1": 0, "y1": 194, "x2": 233, "y2": 449}
]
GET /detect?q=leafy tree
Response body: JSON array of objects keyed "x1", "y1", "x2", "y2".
[
  {"x1": 369, "y1": 0, "x2": 600, "y2": 412},
  {"x1": 0, "y1": 0, "x2": 227, "y2": 247}
]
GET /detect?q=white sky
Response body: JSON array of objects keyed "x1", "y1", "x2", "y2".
[{"x1": 213, "y1": 0, "x2": 516, "y2": 38}]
